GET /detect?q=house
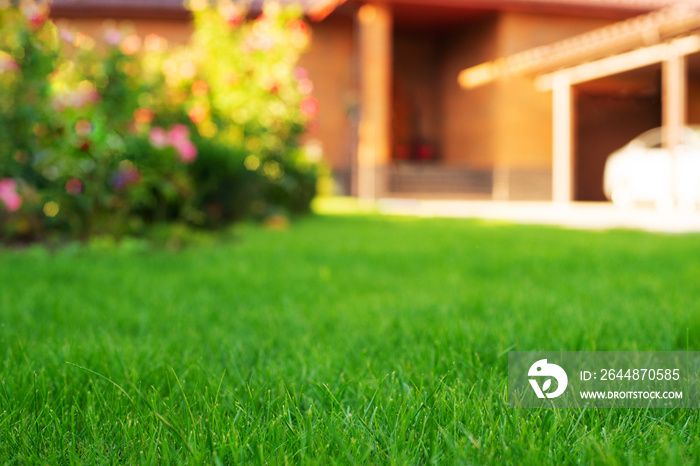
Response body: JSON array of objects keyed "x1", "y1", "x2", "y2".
[{"x1": 50, "y1": 0, "x2": 700, "y2": 203}]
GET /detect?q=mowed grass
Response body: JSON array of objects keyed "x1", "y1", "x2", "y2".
[{"x1": 2, "y1": 213, "x2": 700, "y2": 464}]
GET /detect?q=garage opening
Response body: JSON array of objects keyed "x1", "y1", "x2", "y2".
[
  {"x1": 573, "y1": 64, "x2": 661, "y2": 201},
  {"x1": 686, "y1": 51, "x2": 700, "y2": 127}
]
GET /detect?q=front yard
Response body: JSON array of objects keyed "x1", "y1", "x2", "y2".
[{"x1": 1, "y1": 212, "x2": 699, "y2": 463}]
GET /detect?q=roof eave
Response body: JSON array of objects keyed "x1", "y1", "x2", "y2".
[{"x1": 459, "y1": 3, "x2": 700, "y2": 90}]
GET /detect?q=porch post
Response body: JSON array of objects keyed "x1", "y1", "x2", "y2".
[
  {"x1": 552, "y1": 74, "x2": 573, "y2": 204},
  {"x1": 662, "y1": 43, "x2": 686, "y2": 206},
  {"x1": 356, "y1": 3, "x2": 392, "y2": 201}
]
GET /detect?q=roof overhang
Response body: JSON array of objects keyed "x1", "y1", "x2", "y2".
[
  {"x1": 458, "y1": 2, "x2": 700, "y2": 90},
  {"x1": 536, "y1": 34, "x2": 700, "y2": 90},
  {"x1": 47, "y1": 0, "x2": 683, "y2": 23},
  {"x1": 345, "y1": 0, "x2": 679, "y2": 16}
]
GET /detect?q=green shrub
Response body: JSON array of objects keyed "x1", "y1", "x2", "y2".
[
  {"x1": 0, "y1": 0, "x2": 321, "y2": 242},
  {"x1": 167, "y1": 0, "x2": 321, "y2": 225},
  {"x1": 0, "y1": 0, "x2": 58, "y2": 239}
]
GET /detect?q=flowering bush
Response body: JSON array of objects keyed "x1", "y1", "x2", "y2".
[
  {"x1": 0, "y1": 178, "x2": 22, "y2": 212},
  {"x1": 34, "y1": 27, "x2": 194, "y2": 238},
  {"x1": 0, "y1": 0, "x2": 58, "y2": 237},
  {"x1": 167, "y1": 0, "x2": 320, "y2": 224},
  {"x1": 0, "y1": 0, "x2": 321, "y2": 242}
]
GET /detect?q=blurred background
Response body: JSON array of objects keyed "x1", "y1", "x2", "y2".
[{"x1": 3, "y1": 0, "x2": 700, "y2": 242}]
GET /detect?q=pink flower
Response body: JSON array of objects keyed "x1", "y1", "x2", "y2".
[
  {"x1": 59, "y1": 29, "x2": 75, "y2": 44},
  {"x1": 299, "y1": 96, "x2": 319, "y2": 118},
  {"x1": 0, "y1": 52, "x2": 19, "y2": 74},
  {"x1": 65, "y1": 177, "x2": 83, "y2": 194},
  {"x1": 293, "y1": 67, "x2": 308, "y2": 81},
  {"x1": 0, "y1": 178, "x2": 22, "y2": 212},
  {"x1": 149, "y1": 127, "x2": 168, "y2": 148},
  {"x1": 219, "y1": 2, "x2": 244, "y2": 28},
  {"x1": 226, "y1": 13, "x2": 244, "y2": 28},
  {"x1": 104, "y1": 29, "x2": 123, "y2": 46},
  {"x1": 21, "y1": 2, "x2": 49, "y2": 30},
  {"x1": 29, "y1": 14, "x2": 46, "y2": 29},
  {"x1": 174, "y1": 139, "x2": 197, "y2": 163},
  {"x1": 71, "y1": 82, "x2": 100, "y2": 108},
  {"x1": 167, "y1": 124, "x2": 190, "y2": 145},
  {"x1": 52, "y1": 81, "x2": 100, "y2": 111},
  {"x1": 150, "y1": 124, "x2": 197, "y2": 162}
]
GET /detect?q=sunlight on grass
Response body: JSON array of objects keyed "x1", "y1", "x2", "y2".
[
  {"x1": 1, "y1": 214, "x2": 699, "y2": 463},
  {"x1": 312, "y1": 196, "x2": 378, "y2": 215}
]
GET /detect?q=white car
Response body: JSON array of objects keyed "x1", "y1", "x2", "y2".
[{"x1": 603, "y1": 126, "x2": 700, "y2": 210}]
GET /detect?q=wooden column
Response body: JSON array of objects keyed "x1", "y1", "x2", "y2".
[
  {"x1": 356, "y1": 3, "x2": 392, "y2": 201},
  {"x1": 552, "y1": 74, "x2": 573, "y2": 204},
  {"x1": 662, "y1": 43, "x2": 686, "y2": 205}
]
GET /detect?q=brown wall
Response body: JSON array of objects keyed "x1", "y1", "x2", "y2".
[
  {"x1": 440, "y1": 17, "x2": 499, "y2": 168},
  {"x1": 435, "y1": 12, "x2": 616, "y2": 198},
  {"x1": 298, "y1": 15, "x2": 356, "y2": 186},
  {"x1": 493, "y1": 12, "x2": 616, "y2": 199},
  {"x1": 495, "y1": 12, "x2": 613, "y2": 167},
  {"x1": 438, "y1": 13, "x2": 613, "y2": 171}
]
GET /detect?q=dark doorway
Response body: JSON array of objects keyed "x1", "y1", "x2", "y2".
[{"x1": 391, "y1": 30, "x2": 443, "y2": 163}]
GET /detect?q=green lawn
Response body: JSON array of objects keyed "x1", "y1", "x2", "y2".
[{"x1": 2, "y1": 212, "x2": 700, "y2": 464}]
